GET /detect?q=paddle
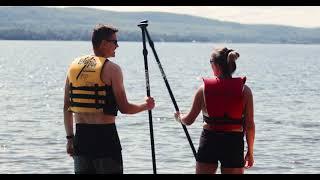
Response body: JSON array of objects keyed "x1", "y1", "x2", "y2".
[
  {"x1": 138, "y1": 20, "x2": 197, "y2": 159},
  {"x1": 138, "y1": 20, "x2": 157, "y2": 174}
]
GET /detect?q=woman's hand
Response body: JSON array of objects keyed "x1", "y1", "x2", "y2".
[
  {"x1": 174, "y1": 111, "x2": 182, "y2": 123},
  {"x1": 244, "y1": 152, "x2": 254, "y2": 169}
]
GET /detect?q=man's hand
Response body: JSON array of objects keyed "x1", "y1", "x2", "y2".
[{"x1": 66, "y1": 139, "x2": 74, "y2": 157}]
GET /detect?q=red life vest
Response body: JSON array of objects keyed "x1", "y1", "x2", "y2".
[{"x1": 203, "y1": 77, "x2": 246, "y2": 131}]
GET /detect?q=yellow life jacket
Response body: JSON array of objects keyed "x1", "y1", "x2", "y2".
[{"x1": 67, "y1": 55, "x2": 118, "y2": 115}]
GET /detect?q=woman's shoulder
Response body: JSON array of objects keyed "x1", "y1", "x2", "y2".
[{"x1": 243, "y1": 84, "x2": 253, "y2": 98}]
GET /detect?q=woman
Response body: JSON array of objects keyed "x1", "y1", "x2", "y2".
[{"x1": 174, "y1": 47, "x2": 255, "y2": 174}]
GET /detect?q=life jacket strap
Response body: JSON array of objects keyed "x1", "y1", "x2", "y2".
[
  {"x1": 70, "y1": 85, "x2": 106, "y2": 91},
  {"x1": 69, "y1": 94, "x2": 106, "y2": 100},
  {"x1": 69, "y1": 83, "x2": 107, "y2": 109},
  {"x1": 203, "y1": 115, "x2": 243, "y2": 125},
  {"x1": 70, "y1": 102, "x2": 104, "y2": 109}
]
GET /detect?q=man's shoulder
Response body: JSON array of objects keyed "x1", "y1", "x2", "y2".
[
  {"x1": 105, "y1": 60, "x2": 121, "y2": 71},
  {"x1": 101, "y1": 60, "x2": 122, "y2": 83}
]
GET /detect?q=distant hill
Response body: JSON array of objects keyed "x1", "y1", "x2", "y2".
[{"x1": 1, "y1": 6, "x2": 320, "y2": 44}]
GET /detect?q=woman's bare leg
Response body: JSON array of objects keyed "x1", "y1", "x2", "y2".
[
  {"x1": 196, "y1": 162, "x2": 218, "y2": 174},
  {"x1": 221, "y1": 167, "x2": 244, "y2": 174}
]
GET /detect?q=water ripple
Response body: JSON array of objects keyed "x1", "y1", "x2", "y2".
[{"x1": 1, "y1": 41, "x2": 320, "y2": 174}]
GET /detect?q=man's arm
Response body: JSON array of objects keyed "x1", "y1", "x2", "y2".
[
  {"x1": 64, "y1": 77, "x2": 74, "y2": 156},
  {"x1": 109, "y1": 64, "x2": 154, "y2": 114},
  {"x1": 64, "y1": 77, "x2": 73, "y2": 136}
]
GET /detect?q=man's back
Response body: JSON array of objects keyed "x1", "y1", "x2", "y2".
[{"x1": 64, "y1": 24, "x2": 154, "y2": 174}]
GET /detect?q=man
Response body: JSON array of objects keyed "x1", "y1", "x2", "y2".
[{"x1": 63, "y1": 24, "x2": 155, "y2": 174}]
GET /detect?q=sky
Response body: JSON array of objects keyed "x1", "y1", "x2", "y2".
[{"x1": 51, "y1": 6, "x2": 320, "y2": 28}]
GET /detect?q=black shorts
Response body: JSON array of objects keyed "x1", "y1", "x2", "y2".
[
  {"x1": 196, "y1": 129, "x2": 244, "y2": 168},
  {"x1": 74, "y1": 123, "x2": 122, "y2": 157},
  {"x1": 73, "y1": 123, "x2": 123, "y2": 173},
  {"x1": 74, "y1": 155, "x2": 123, "y2": 174}
]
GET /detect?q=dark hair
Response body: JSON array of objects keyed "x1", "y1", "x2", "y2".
[
  {"x1": 211, "y1": 47, "x2": 240, "y2": 78},
  {"x1": 92, "y1": 24, "x2": 118, "y2": 49}
]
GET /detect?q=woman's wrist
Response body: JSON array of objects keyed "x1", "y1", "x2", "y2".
[{"x1": 246, "y1": 149, "x2": 253, "y2": 155}]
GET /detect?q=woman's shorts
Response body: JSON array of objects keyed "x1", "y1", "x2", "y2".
[{"x1": 196, "y1": 129, "x2": 244, "y2": 168}]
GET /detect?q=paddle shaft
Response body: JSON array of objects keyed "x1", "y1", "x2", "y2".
[{"x1": 140, "y1": 27, "x2": 157, "y2": 174}]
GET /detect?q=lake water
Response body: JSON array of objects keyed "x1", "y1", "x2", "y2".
[{"x1": 0, "y1": 40, "x2": 319, "y2": 174}]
